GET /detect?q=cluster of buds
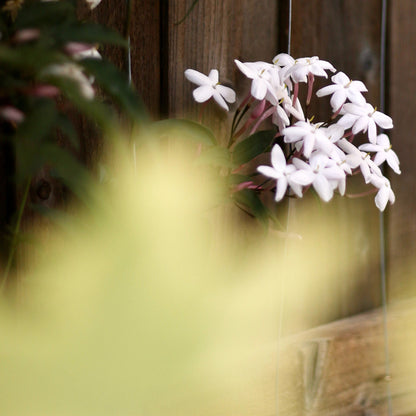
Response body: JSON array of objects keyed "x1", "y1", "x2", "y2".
[{"x1": 185, "y1": 54, "x2": 399, "y2": 212}]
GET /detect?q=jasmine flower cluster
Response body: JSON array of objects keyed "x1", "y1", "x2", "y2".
[{"x1": 185, "y1": 53, "x2": 399, "y2": 212}]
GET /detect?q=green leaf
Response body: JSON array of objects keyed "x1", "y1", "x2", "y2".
[
  {"x1": 55, "y1": 114, "x2": 80, "y2": 150},
  {"x1": 150, "y1": 119, "x2": 216, "y2": 146},
  {"x1": 232, "y1": 129, "x2": 276, "y2": 166},
  {"x1": 197, "y1": 146, "x2": 232, "y2": 168},
  {"x1": 40, "y1": 75, "x2": 116, "y2": 130},
  {"x1": 228, "y1": 173, "x2": 253, "y2": 185},
  {"x1": 40, "y1": 143, "x2": 93, "y2": 204},
  {"x1": 0, "y1": 45, "x2": 66, "y2": 73},
  {"x1": 54, "y1": 23, "x2": 127, "y2": 48},
  {"x1": 232, "y1": 189, "x2": 269, "y2": 226},
  {"x1": 15, "y1": 1, "x2": 76, "y2": 29},
  {"x1": 81, "y1": 58, "x2": 148, "y2": 125}
]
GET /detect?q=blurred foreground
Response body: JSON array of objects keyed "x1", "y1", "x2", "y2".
[{"x1": 0, "y1": 139, "x2": 413, "y2": 415}]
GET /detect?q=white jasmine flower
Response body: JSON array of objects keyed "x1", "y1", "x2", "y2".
[
  {"x1": 337, "y1": 138, "x2": 382, "y2": 183},
  {"x1": 283, "y1": 120, "x2": 334, "y2": 158},
  {"x1": 286, "y1": 56, "x2": 336, "y2": 83},
  {"x1": 358, "y1": 134, "x2": 401, "y2": 174},
  {"x1": 234, "y1": 60, "x2": 274, "y2": 100},
  {"x1": 272, "y1": 53, "x2": 295, "y2": 88},
  {"x1": 292, "y1": 153, "x2": 345, "y2": 202},
  {"x1": 257, "y1": 144, "x2": 309, "y2": 201},
  {"x1": 42, "y1": 63, "x2": 95, "y2": 100},
  {"x1": 369, "y1": 175, "x2": 395, "y2": 211},
  {"x1": 338, "y1": 103, "x2": 393, "y2": 143},
  {"x1": 316, "y1": 71, "x2": 367, "y2": 110},
  {"x1": 184, "y1": 68, "x2": 236, "y2": 111}
]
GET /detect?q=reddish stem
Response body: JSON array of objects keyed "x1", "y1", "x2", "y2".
[{"x1": 306, "y1": 73, "x2": 315, "y2": 106}]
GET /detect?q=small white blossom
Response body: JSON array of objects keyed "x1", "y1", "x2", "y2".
[
  {"x1": 358, "y1": 134, "x2": 401, "y2": 174},
  {"x1": 257, "y1": 145, "x2": 307, "y2": 201},
  {"x1": 234, "y1": 60, "x2": 274, "y2": 100},
  {"x1": 292, "y1": 153, "x2": 345, "y2": 202},
  {"x1": 338, "y1": 103, "x2": 393, "y2": 143},
  {"x1": 184, "y1": 68, "x2": 236, "y2": 111},
  {"x1": 370, "y1": 174, "x2": 395, "y2": 211},
  {"x1": 337, "y1": 138, "x2": 382, "y2": 183},
  {"x1": 316, "y1": 71, "x2": 367, "y2": 110},
  {"x1": 42, "y1": 63, "x2": 95, "y2": 100},
  {"x1": 283, "y1": 120, "x2": 334, "y2": 158},
  {"x1": 285, "y1": 56, "x2": 336, "y2": 83}
]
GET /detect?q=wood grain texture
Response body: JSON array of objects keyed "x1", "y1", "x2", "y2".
[
  {"x1": 200, "y1": 297, "x2": 416, "y2": 416},
  {"x1": 129, "y1": 1, "x2": 161, "y2": 117},
  {"x1": 165, "y1": 0, "x2": 278, "y2": 142},
  {"x1": 285, "y1": 0, "x2": 383, "y2": 320},
  {"x1": 387, "y1": 1, "x2": 416, "y2": 301},
  {"x1": 275, "y1": 297, "x2": 416, "y2": 415}
]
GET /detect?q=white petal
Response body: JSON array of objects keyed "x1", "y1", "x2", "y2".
[
  {"x1": 193, "y1": 85, "x2": 213, "y2": 103},
  {"x1": 251, "y1": 78, "x2": 268, "y2": 100},
  {"x1": 331, "y1": 72, "x2": 350, "y2": 85},
  {"x1": 373, "y1": 111, "x2": 393, "y2": 129},
  {"x1": 337, "y1": 113, "x2": 358, "y2": 129},
  {"x1": 386, "y1": 151, "x2": 401, "y2": 174},
  {"x1": 302, "y1": 134, "x2": 315, "y2": 158},
  {"x1": 352, "y1": 116, "x2": 369, "y2": 134},
  {"x1": 330, "y1": 89, "x2": 347, "y2": 110},
  {"x1": 350, "y1": 80, "x2": 368, "y2": 92},
  {"x1": 271, "y1": 144, "x2": 286, "y2": 170},
  {"x1": 359, "y1": 143, "x2": 380, "y2": 152},
  {"x1": 376, "y1": 134, "x2": 390, "y2": 147},
  {"x1": 375, "y1": 187, "x2": 389, "y2": 211},
  {"x1": 212, "y1": 90, "x2": 229, "y2": 110},
  {"x1": 290, "y1": 169, "x2": 314, "y2": 186},
  {"x1": 346, "y1": 88, "x2": 366, "y2": 105},
  {"x1": 257, "y1": 165, "x2": 282, "y2": 180},
  {"x1": 275, "y1": 177, "x2": 288, "y2": 201},
  {"x1": 234, "y1": 60, "x2": 256, "y2": 79},
  {"x1": 373, "y1": 152, "x2": 387, "y2": 166},
  {"x1": 216, "y1": 85, "x2": 236, "y2": 103},
  {"x1": 185, "y1": 69, "x2": 210, "y2": 86},
  {"x1": 367, "y1": 119, "x2": 377, "y2": 143},
  {"x1": 208, "y1": 69, "x2": 219, "y2": 83},
  {"x1": 313, "y1": 175, "x2": 333, "y2": 202},
  {"x1": 316, "y1": 84, "x2": 339, "y2": 97}
]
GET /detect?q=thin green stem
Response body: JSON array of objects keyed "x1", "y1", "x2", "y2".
[
  {"x1": 1, "y1": 177, "x2": 31, "y2": 293},
  {"x1": 228, "y1": 104, "x2": 251, "y2": 148},
  {"x1": 174, "y1": 0, "x2": 200, "y2": 25}
]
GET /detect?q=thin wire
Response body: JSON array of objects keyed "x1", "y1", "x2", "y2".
[
  {"x1": 287, "y1": 0, "x2": 293, "y2": 56},
  {"x1": 124, "y1": 0, "x2": 136, "y2": 174},
  {"x1": 275, "y1": 2, "x2": 293, "y2": 414},
  {"x1": 379, "y1": 0, "x2": 392, "y2": 414}
]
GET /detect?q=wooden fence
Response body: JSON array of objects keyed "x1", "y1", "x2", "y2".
[
  {"x1": 9, "y1": 0, "x2": 416, "y2": 414},
  {"x1": 78, "y1": 0, "x2": 416, "y2": 315}
]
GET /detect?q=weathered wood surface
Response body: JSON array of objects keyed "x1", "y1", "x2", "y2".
[
  {"x1": 218, "y1": 298, "x2": 416, "y2": 416},
  {"x1": 277, "y1": 297, "x2": 416, "y2": 415},
  {"x1": 165, "y1": 0, "x2": 278, "y2": 140},
  {"x1": 388, "y1": 1, "x2": 416, "y2": 301}
]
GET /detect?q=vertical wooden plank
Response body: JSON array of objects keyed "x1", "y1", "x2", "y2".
[
  {"x1": 130, "y1": 1, "x2": 161, "y2": 116},
  {"x1": 165, "y1": 0, "x2": 278, "y2": 143},
  {"x1": 280, "y1": 0, "x2": 383, "y2": 328},
  {"x1": 388, "y1": 1, "x2": 416, "y2": 301}
]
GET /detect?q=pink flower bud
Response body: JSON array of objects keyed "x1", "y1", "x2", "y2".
[
  {"x1": 0, "y1": 106, "x2": 25, "y2": 123},
  {"x1": 13, "y1": 28, "x2": 41, "y2": 43}
]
